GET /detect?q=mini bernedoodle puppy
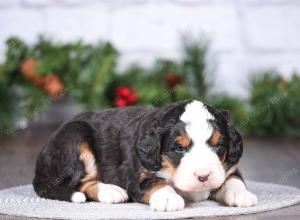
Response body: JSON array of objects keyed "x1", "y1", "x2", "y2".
[{"x1": 33, "y1": 100, "x2": 257, "y2": 211}]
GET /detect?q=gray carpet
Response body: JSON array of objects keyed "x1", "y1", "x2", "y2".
[{"x1": 0, "y1": 181, "x2": 300, "y2": 219}]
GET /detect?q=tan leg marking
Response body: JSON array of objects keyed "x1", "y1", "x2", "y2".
[
  {"x1": 84, "y1": 181, "x2": 100, "y2": 201},
  {"x1": 79, "y1": 143, "x2": 98, "y2": 182},
  {"x1": 78, "y1": 143, "x2": 99, "y2": 201},
  {"x1": 142, "y1": 181, "x2": 167, "y2": 204}
]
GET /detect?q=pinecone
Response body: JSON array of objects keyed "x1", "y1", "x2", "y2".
[
  {"x1": 43, "y1": 74, "x2": 64, "y2": 97},
  {"x1": 20, "y1": 58, "x2": 44, "y2": 86},
  {"x1": 164, "y1": 72, "x2": 182, "y2": 89}
]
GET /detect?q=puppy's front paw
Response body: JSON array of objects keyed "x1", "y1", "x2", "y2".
[
  {"x1": 149, "y1": 186, "x2": 185, "y2": 212},
  {"x1": 224, "y1": 188, "x2": 257, "y2": 207},
  {"x1": 214, "y1": 178, "x2": 257, "y2": 207},
  {"x1": 98, "y1": 183, "x2": 128, "y2": 204}
]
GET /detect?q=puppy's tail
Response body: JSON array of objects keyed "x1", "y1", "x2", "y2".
[{"x1": 32, "y1": 180, "x2": 79, "y2": 201}]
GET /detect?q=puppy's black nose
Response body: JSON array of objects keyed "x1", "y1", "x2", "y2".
[{"x1": 198, "y1": 174, "x2": 209, "y2": 182}]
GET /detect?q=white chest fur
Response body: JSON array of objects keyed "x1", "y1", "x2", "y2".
[
  {"x1": 190, "y1": 190, "x2": 211, "y2": 202},
  {"x1": 178, "y1": 190, "x2": 211, "y2": 202}
]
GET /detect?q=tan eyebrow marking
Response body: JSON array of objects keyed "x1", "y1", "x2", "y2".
[
  {"x1": 210, "y1": 131, "x2": 221, "y2": 146},
  {"x1": 176, "y1": 135, "x2": 191, "y2": 148}
]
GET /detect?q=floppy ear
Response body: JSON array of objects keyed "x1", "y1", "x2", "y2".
[
  {"x1": 221, "y1": 110, "x2": 243, "y2": 165},
  {"x1": 137, "y1": 123, "x2": 162, "y2": 171}
]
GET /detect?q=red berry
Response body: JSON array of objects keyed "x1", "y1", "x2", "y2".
[
  {"x1": 117, "y1": 86, "x2": 131, "y2": 99},
  {"x1": 127, "y1": 93, "x2": 137, "y2": 105},
  {"x1": 115, "y1": 99, "x2": 127, "y2": 108}
]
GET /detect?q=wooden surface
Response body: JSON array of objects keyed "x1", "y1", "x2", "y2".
[{"x1": 0, "y1": 126, "x2": 300, "y2": 220}]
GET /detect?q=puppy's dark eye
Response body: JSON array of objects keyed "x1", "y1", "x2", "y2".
[{"x1": 174, "y1": 146, "x2": 188, "y2": 153}]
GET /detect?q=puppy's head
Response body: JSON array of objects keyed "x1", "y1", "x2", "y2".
[{"x1": 137, "y1": 100, "x2": 243, "y2": 192}]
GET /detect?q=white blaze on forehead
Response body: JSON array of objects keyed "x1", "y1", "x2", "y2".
[
  {"x1": 180, "y1": 100, "x2": 214, "y2": 145},
  {"x1": 173, "y1": 101, "x2": 225, "y2": 192},
  {"x1": 169, "y1": 101, "x2": 226, "y2": 192}
]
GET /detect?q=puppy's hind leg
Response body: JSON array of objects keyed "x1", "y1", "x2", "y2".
[
  {"x1": 81, "y1": 181, "x2": 128, "y2": 204},
  {"x1": 78, "y1": 143, "x2": 128, "y2": 204},
  {"x1": 33, "y1": 121, "x2": 96, "y2": 202}
]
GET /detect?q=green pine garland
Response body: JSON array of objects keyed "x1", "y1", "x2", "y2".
[
  {"x1": 0, "y1": 36, "x2": 209, "y2": 132},
  {"x1": 0, "y1": 36, "x2": 299, "y2": 137}
]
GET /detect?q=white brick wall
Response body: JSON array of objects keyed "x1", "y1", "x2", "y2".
[{"x1": 1, "y1": 0, "x2": 300, "y2": 97}]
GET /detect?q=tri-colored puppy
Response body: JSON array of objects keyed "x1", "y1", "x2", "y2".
[{"x1": 33, "y1": 100, "x2": 257, "y2": 211}]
